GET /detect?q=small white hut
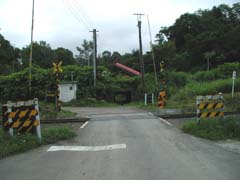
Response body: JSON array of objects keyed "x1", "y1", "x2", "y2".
[{"x1": 59, "y1": 82, "x2": 77, "y2": 102}]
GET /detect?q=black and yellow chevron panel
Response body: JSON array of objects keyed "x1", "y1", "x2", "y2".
[
  {"x1": 2, "y1": 105, "x2": 40, "y2": 133},
  {"x1": 197, "y1": 102, "x2": 224, "y2": 110},
  {"x1": 197, "y1": 111, "x2": 224, "y2": 118},
  {"x1": 158, "y1": 91, "x2": 166, "y2": 108}
]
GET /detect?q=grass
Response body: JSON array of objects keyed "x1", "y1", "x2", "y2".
[
  {"x1": 63, "y1": 98, "x2": 119, "y2": 107},
  {"x1": 166, "y1": 92, "x2": 240, "y2": 112},
  {"x1": 171, "y1": 78, "x2": 240, "y2": 101},
  {"x1": 0, "y1": 125, "x2": 76, "y2": 159},
  {"x1": 182, "y1": 117, "x2": 240, "y2": 140},
  {"x1": 126, "y1": 101, "x2": 157, "y2": 112},
  {"x1": 39, "y1": 101, "x2": 77, "y2": 119}
]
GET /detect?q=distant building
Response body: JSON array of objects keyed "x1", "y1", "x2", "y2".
[{"x1": 59, "y1": 82, "x2": 77, "y2": 102}]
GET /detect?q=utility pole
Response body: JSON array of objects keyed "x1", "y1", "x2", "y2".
[
  {"x1": 90, "y1": 29, "x2": 98, "y2": 87},
  {"x1": 134, "y1": 13, "x2": 145, "y2": 92},
  {"x1": 29, "y1": 0, "x2": 35, "y2": 93},
  {"x1": 147, "y1": 15, "x2": 158, "y2": 91}
]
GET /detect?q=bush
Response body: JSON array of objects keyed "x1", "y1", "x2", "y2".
[
  {"x1": 0, "y1": 66, "x2": 51, "y2": 102},
  {"x1": 192, "y1": 62, "x2": 240, "y2": 82},
  {"x1": 193, "y1": 70, "x2": 218, "y2": 82},
  {"x1": 167, "y1": 71, "x2": 190, "y2": 87},
  {"x1": 172, "y1": 78, "x2": 240, "y2": 101},
  {"x1": 0, "y1": 65, "x2": 142, "y2": 103},
  {"x1": 182, "y1": 117, "x2": 240, "y2": 140}
]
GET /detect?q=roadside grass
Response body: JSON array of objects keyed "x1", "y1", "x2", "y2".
[
  {"x1": 166, "y1": 92, "x2": 240, "y2": 112},
  {"x1": 126, "y1": 101, "x2": 157, "y2": 112},
  {"x1": 182, "y1": 117, "x2": 240, "y2": 140},
  {"x1": 172, "y1": 78, "x2": 240, "y2": 100},
  {"x1": 0, "y1": 125, "x2": 76, "y2": 159},
  {"x1": 63, "y1": 98, "x2": 119, "y2": 107},
  {"x1": 39, "y1": 101, "x2": 77, "y2": 120}
]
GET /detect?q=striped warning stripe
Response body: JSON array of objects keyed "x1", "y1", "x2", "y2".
[
  {"x1": 197, "y1": 102, "x2": 224, "y2": 110},
  {"x1": 197, "y1": 111, "x2": 224, "y2": 118},
  {"x1": 3, "y1": 106, "x2": 39, "y2": 130}
]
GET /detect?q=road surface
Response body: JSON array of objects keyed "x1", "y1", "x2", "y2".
[{"x1": 0, "y1": 107, "x2": 240, "y2": 180}]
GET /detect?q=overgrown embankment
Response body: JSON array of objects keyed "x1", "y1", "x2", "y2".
[{"x1": 182, "y1": 117, "x2": 240, "y2": 140}]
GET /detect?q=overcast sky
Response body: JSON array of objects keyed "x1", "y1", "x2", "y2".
[{"x1": 0, "y1": 0, "x2": 238, "y2": 55}]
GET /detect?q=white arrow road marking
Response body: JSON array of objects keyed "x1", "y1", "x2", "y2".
[
  {"x1": 80, "y1": 121, "x2": 89, "y2": 129},
  {"x1": 47, "y1": 144, "x2": 127, "y2": 152}
]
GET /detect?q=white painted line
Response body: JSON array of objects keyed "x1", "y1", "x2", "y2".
[
  {"x1": 80, "y1": 121, "x2": 89, "y2": 129},
  {"x1": 47, "y1": 144, "x2": 127, "y2": 152},
  {"x1": 148, "y1": 112, "x2": 155, "y2": 116},
  {"x1": 159, "y1": 118, "x2": 172, "y2": 126},
  {"x1": 94, "y1": 118, "x2": 157, "y2": 121},
  {"x1": 90, "y1": 113, "x2": 148, "y2": 118}
]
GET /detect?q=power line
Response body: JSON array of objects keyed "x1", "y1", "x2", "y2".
[
  {"x1": 72, "y1": 0, "x2": 95, "y2": 27},
  {"x1": 61, "y1": 0, "x2": 91, "y2": 30},
  {"x1": 147, "y1": 14, "x2": 158, "y2": 90},
  {"x1": 64, "y1": 0, "x2": 91, "y2": 29},
  {"x1": 67, "y1": 0, "x2": 92, "y2": 28}
]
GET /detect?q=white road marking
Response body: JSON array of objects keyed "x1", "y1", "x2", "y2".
[
  {"x1": 148, "y1": 112, "x2": 155, "y2": 116},
  {"x1": 89, "y1": 113, "x2": 149, "y2": 118},
  {"x1": 159, "y1": 118, "x2": 172, "y2": 126},
  {"x1": 47, "y1": 144, "x2": 127, "y2": 152},
  {"x1": 80, "y1": 121, "x2": 89, "y2": 129}
]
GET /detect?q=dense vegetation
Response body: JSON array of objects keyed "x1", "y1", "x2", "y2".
[
  {"x1": 0, "y1": 125, "x2": 76, "y2": 159},
  {"x1": 0, "y1": 3, "x2": 239, "y2": 104},
  {"x1": 182, "y1": 117, "x2": 240, "y2": 140}
]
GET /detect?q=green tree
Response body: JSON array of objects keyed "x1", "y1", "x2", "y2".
[
  {"x1": 21, "y1": 41, "x2": 54, "y2": 68},
  {"x1": 76, "y1": 40, "x2": 93, "y2": 66},
  {"x1": 0, "y1": 34, "x2": 20, "y2": 74},
  {"x1": 99, "y1": 50, "x2": 112, "y2": 66},
  {"x1": 154, "y1": 3, "x2": 240, "y2": 71},
  {"x1": 53, "y1": 47, "x2": 75, "y2": 65}
]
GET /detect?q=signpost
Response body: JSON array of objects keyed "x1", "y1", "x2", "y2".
[
  {"x1": 2, "y1": 99, "x2": 42, "y2": 142},
  {"x1": 53, "y1": 61, "x2": 63, "y2": 111},
  {"x1": 158, "y1": 61, "x2": 167, "y2": 108},
  {"x1": 232, "y1": 71, "x2": 236, "y2": 98}
]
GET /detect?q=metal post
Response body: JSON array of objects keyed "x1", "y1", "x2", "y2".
[
  {"x1": 29, "y1": 0, "x2": 35, "y2": 93},
  {"x1": 34, "y1": 98, "x2": 42, "y2": 142},
  {"x1": 232, "y1": 71, "x2": 236, "y2": 98},
  {"x1": 232, "y1": 79, "x2": 235, "y2": 98},
  {"x1": 152, "y1": 93, "x2": 154, "y2": 104},
  {"x1": 90, "y1": 29, "x2": 98, "y2": 87},
  {"x1": 7, "y1": 101, "x2": 13, "y2": 136},
  {"x1": 144, "y1": 93, "x2": 147, "y2": 106}
]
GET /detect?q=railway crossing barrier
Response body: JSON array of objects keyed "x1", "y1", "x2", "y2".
[
  {"x1": 196, "y1": 94, "x2": 224, "y2": 123},
  {"x1": 158, "y1": 90, "x2": 166, "y2": 108},
  {"x1": 2, "y1": 98, "x2": 42, "y2": 142}
]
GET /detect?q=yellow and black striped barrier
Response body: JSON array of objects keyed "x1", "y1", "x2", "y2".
[
  {"x1": 158, "y1": 90, "x2": 166, "y2": 109},
  {"x1": 2, "y1": 99, "x2": 42, "y2": 141},
  {"x1": 53, "y1": 61, "x2": 63, "y2": 111},
  {"x1": 196, "y1": 94, "x2": 224, "y2": 123}
]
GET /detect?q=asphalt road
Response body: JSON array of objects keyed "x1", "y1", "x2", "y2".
[{"x1": 0, "y1": 107, "x2": 240, "y2": 180}]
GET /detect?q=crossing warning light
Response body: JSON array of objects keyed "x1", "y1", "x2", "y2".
[{"x1": 53, "y1": 61, "x2": 63, "y2": 73}]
